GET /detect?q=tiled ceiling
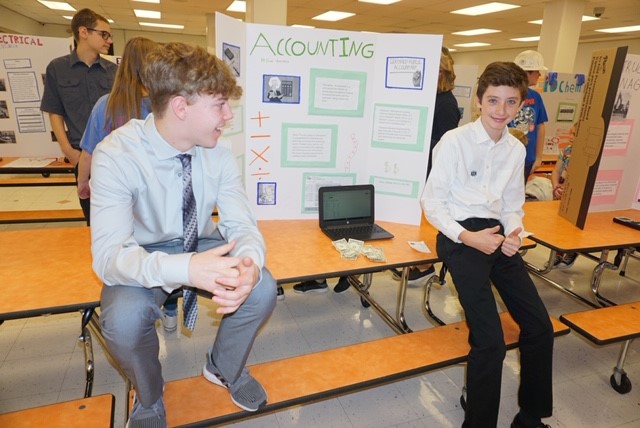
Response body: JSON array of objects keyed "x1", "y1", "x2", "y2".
[{"x1": 0, "y1": 0, "x2": 638, "y2": 52}]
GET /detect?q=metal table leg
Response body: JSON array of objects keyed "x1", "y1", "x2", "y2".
[
  {"x1": 610, "y1": 339, "x2": 633, "y2": 394},
  {"x1": 525, "y1": 249, "x2": 599, "y2": 308},
  {"x1": 349, "y1": 271, "x2": 411, "y2": 334},
  {"x1": 85, "y1": 308, "x2": 133, "y2": 422}
]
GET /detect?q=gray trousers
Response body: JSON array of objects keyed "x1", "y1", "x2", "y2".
[{"x1": 99, "y1": 237, "x2": 277, "y2": 407}]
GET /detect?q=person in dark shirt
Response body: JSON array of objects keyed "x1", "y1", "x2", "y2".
[{"x1": 40, "y1": 8, "x2": 116, "y2": 221}]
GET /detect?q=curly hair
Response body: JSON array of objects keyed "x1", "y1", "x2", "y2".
[
  {"x1": 142, "y1": 43, "x2": 243, "y2": 118},
  {"x1": 438, "y1": 47, "x2": 456, "y2": 93}
]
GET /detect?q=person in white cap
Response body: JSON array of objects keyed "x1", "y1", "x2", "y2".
[{"x1": 509, "y1": 50, "x2": 549, "y2": 182}]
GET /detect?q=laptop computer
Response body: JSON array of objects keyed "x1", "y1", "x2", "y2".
[{"x1": 318, "y1": 184, "x2": 394, "y2": 241}]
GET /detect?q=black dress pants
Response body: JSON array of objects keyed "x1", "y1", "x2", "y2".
[{"x1": 436, "y1": 218, "x2": 554, "y2": 428}]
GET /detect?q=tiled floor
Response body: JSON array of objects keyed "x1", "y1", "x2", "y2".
[{"x1": 1, "y1": 181, "x2": 639, "y2": 427}]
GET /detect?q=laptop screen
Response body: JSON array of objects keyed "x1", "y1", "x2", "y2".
[{"x1": 319, "y1": 184, "x2": 374, "y2": 226}]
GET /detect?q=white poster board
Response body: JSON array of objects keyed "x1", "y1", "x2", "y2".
[
  {"x1": 589, "y1": 53, "x2": 640, "y2": 212},
  {"x1": 0, "y1": 34, "x2": 70, "y2": 157},
  {"x1": 540, "y1": 72, "x2": 585, "y2": 157},
  {"x1": 453, "y1": 64, "x2": 478, "y2": 126},
  {"x1": 216, "y1": 13, "x2": 442, "y2": 224}
]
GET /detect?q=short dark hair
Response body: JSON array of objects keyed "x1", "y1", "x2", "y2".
[
  {"x1": 476, "y1": 62, "x2": 528, "y2": 102},
  {"x1": 142, "y1": 43, "x2": 243, "y2": 118},
  {"x1": 71, "y1": 8, "x2": 109, "y2": 41}
]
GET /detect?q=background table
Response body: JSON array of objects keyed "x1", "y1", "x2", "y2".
[
  {"x1": 0, "y1": 157, "x2": 75, "y2": 176},
  {"x1": 523, "y1": 200, "x2": 640, "y2": 307}
]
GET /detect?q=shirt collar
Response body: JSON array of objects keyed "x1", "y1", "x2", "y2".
[
  {"x1": 471, "y1": 117, "x2": 511, "y2": 146},
  {"x1": 144, "y1": 114, "x2": 197, "y2": 161},
  {"x1": 69, "y1": 50, "x2": 112, "y2": 70}
]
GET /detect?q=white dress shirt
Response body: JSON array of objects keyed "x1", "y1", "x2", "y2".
[
  {"x1": 421, "y1": 118, "x2": 526, "y2": 243},
  {"x1": 90, "y1": 114, "x2": 265, "y2": 293}
]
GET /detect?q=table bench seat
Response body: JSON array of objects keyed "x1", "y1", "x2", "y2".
[
  {"x1": 0, "y1": 394, "x2": 114, "y2": 428},
  {"x1": 158, "y1": 312, "x2": 568, "y2": 427},
  {"x1": 560, "y1": 301, "x2": 640, "y2": 345}
]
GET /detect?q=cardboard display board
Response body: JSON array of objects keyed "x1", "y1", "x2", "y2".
[
  {"x1": 216, "y1": 13, "x2": 443, "y2": 224},
  {"x1": 559, "y1": 46, "x2": 628, "y2": 228},
  {"x1": 590, "y1": 53, "x2": 640, "y2": 212}
]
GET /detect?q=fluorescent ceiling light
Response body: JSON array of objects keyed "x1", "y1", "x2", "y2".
[
  {"x1": 451, "y1": 3, "x2": 519, "y2": 16},
  {"x1": 62, "y1": 15, "x2": 73, "y2": 20},
  {"x1": 292, "y1": 24, "x2": 315, "y2": 28},
  {"x1": 358, "y1": 0, "x2": 402, "y2": 4},
  {"x1": 227, "y1": 1, "x2": 246, "y2": 13},
  {"x1": 37, "y1": 1, "x2": 76, "y2": 11},
  {"x1": 134, "y1": 9, "x2": 161, "y2": 19},
  {"x1": 139, "y1": 22, "x2": 185, "y2": 29},
  {"x1": 453, "y1": 28, "x2": 500, "y2": 36},
  {"x1": 454, "y1": 42, "x2": 491, "y2": 47},
  {"x1": 313, "y1": 11, "x2": 355, "y2": 21},
  {"x1": 133, "y1": 0, "x2": 160, "y2": 3},
  {"x1": 596, "y1": 25, "x2": 640, "y2": 33},
  {"x1": 529, "y1": 16, "x2": 599, "y2": 25},
  {"x1": 511, "y1": 36, "x2": 540, "y2": 42},
  {"x1": 448, "y1": 48, "x2": 457, "y2": 52}
]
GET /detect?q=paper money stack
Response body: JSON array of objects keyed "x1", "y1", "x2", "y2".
[{"x1": 331, "y1": 238, "x2": 386, "y2": 262}]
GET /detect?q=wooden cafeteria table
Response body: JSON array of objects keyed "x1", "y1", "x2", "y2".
[
  {"x1": 523, "y1": 200, "x2": 640, "y2": 307},
  {"x1": 0, "y1": 156, "x2": 74, "y2": 175},
  {"x1": 0, "y1": 227, "x2": 103, "y2": 397},
  {"x1": 0, "y1": 220, "x2": 440, "y2": 401},
  {"x1": 259, "y1": 219, "x2": 440, "y2": 333}
]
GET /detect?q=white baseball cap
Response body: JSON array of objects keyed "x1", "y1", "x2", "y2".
[{"x1": 515, "y1": 50, "x2": 548, "y2": 71}]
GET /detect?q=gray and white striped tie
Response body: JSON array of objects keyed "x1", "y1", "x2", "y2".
[{"x1": 177, "y1": 153, "x2": 198, "y2": 330}]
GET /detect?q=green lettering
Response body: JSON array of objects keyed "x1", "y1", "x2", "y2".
[{"x1": 249, "y1": 32, "x2": 276, "y2": 56}]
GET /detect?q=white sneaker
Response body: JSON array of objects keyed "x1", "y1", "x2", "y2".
[{"x1": 162, "y1": 312, "x2": 177, "y2": 333}]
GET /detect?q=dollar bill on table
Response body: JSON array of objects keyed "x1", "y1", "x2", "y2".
[
  {"x1": 347, "y1": 238, "x2": 365, "y2": 254},
  {"x1": 362, "y1": 245, "x2": 386, "y2": 262},
  {"x1": 341, "y1": 249, "x2": 360, "y2": 260},
  {"x1": 408, "y1": 240, "x2": 431, "y2": 253},
  {"x1": 332, "y1": 238, "x2": 350, "y2": 253}
]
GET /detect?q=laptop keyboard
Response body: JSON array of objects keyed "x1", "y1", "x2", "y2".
[{"x1": 329, "y1": 224, "x2": 381, "y2": 239}]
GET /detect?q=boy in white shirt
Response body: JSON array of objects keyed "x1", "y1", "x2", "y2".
[{"x1": 421, "y1": 62, "x2": 554, "y2": 428}]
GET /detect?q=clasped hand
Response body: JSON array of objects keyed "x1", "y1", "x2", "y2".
[
  {"x1": 461, "y1": 225, "x2": 522, "y2": 257},
  {"x1": 188, "y1": 241, "x2": 259, "y2": 314}
]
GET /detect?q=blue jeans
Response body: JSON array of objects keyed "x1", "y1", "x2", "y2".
[{"x1": 99, "y1": 237, "x2": 277, "y2": 407}]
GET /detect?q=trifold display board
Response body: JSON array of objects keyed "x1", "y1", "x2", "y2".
[
  {"x1": 539, "y1": 72, "x2": 585, "y2": 156},
  {"x1": 592, "y1": 53, "x2": 640, "y2": 212},
  {"x1": 559, "y1": 46, "x2": 632, "y2": 228},
  {"x1": 216, "y1": 12, "x2": 442, "y2": 224},
  {"x1": 0, "y1": 34, "x2": 70, "y2": 157}
]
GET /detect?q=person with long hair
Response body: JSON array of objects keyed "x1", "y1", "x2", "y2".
[{"x1": 78, "y1": 36, "x2": 158, "y2": 223}]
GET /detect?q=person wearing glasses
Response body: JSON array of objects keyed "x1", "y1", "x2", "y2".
[{"x1": 40, "y1": 8, "x2": 116, "y2": 222}]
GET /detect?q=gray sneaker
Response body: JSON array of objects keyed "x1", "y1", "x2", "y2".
[
  {"x1": 202, "y1": 354, "x2": 267, "y2": 412},
  {"x1": 126, "y1": 395, "x2": 166, "y2": 428}
]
